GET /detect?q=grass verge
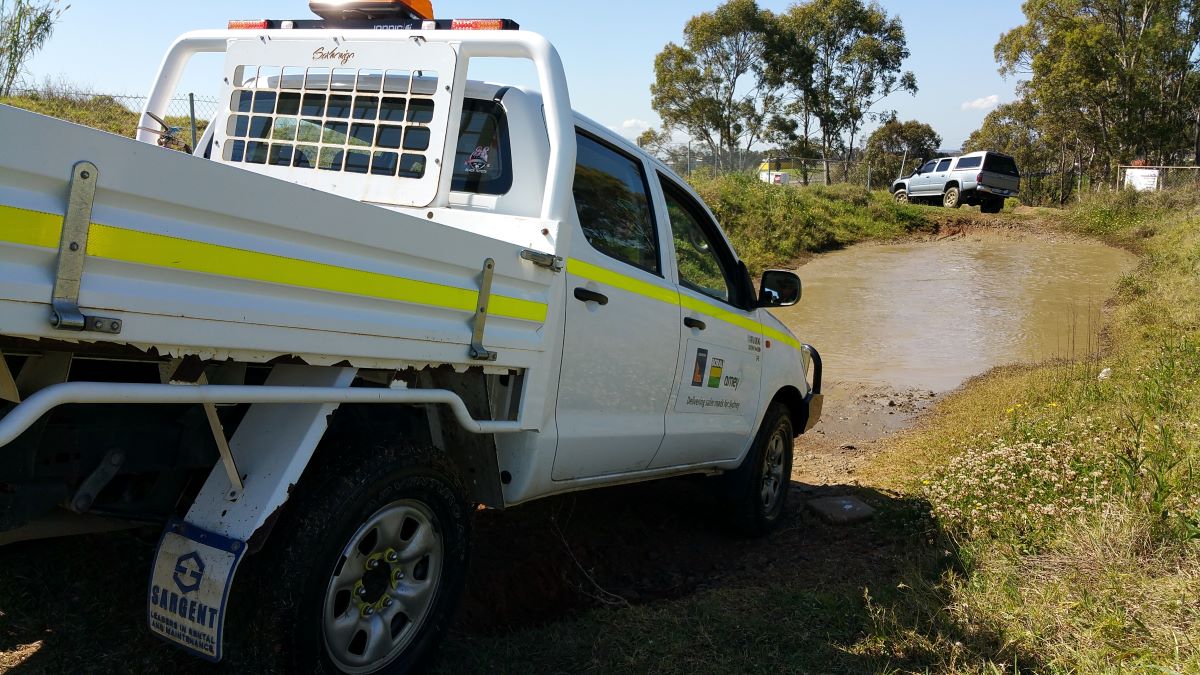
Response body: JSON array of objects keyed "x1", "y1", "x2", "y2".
[{"x1": 1, "y1": 89, "x2": 207, "y2": 151}]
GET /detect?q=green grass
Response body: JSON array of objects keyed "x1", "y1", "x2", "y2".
[{"x1": 1, "y1": 90, "x2": 207, "y2": 149}]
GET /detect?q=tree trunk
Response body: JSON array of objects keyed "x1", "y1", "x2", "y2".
[
  {"x1": 1058, "y1": 141, "x2": 1067, "y2": 205},
  {"x1": 801, "y1": 112, "x2": 812, "y2": 185},
  {"x1": 1194, "y1": 110, "x2": 1200, "y2": 166},
  {"x1": 821, "y1": 131, "x2": 833, "y2": 186}
]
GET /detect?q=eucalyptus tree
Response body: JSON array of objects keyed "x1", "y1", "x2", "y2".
[
  {"x1": 651, "y1": 0, "x2": 778, "y2": 172},
  {"x1": 995, "y1": 0, "x2": 1200, "y2": 172},
  {"x1": 767, "y1": 0, "x2": 916, "y2": 183}
]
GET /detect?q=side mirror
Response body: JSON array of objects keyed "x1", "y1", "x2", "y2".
[{"x1": 758, "y1": 270, "x2": 801, "y2": 308}]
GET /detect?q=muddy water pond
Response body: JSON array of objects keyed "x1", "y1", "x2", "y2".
[{"x1": 774, "y1": 234, "x2": 1138, "y2": 392}]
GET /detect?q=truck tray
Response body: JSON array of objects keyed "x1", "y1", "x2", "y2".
[{"x1": 0, "y1": 106, "x2": 552, "y2": 371}]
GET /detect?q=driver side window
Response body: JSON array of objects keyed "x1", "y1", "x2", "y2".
[{"x1": 660, "y1": 177, "x2": 734, "y2": 304}]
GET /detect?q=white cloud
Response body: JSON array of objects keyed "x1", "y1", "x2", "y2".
[
  {"x1": 620, "y1": 118, "x2": 652, "y2": 134},
  {"x1": 961, "y1": 95, "x2": 1000, "y2": 111}
]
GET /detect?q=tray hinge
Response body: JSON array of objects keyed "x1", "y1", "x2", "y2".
[
  {"x1": 49, "y1": 161, "x2": 122, "y2": 335},
  {"x1": 520, "y1": 248, "x2": 564, "y2": 272},
  {"x1": 468, "y1": 258, "x2": 498, "y2": 361}
]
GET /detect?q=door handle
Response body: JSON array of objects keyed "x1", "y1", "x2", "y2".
[
  {"x1": 684, "y1": 317, "x2": 706, "y2": 330},
  {"x1": 573, "y1": 287, "x2": 609, "y2": 306}
]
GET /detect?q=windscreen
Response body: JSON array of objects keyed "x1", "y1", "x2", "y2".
[{"x1": 984, "y1": 154, "x2": 1020, "y2": 177}]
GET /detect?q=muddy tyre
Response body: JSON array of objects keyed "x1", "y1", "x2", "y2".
[
  {"x1": 254, "y1": 441, "x2": 469, "y2": 674},
  {"x1": 943, "y1": 186, "x2": 961, "y2": 209},
  {"x1": 980, "y1": 197, "x2": 1003, "y2": 214},
  {"x1": 893, "y1": 189, "x2": 909, "y2": 204},
  {"x1": 717, "y1": 402, "x2": 794, "y2": 537}
]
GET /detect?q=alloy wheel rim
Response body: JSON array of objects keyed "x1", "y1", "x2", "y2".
[
  {"x1": 321, "y1": 499, "x2": 443, "y2": 673},
  {"x1": 760, "y1": 429, "x2": 788, "y2": 511}
]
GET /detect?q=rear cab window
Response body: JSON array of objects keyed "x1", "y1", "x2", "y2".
[
  {"x1": 936, "y1": 158, "x2": 952, "y2": 172},
  {"x1": 451, "y1": 99, "x2": 511, "y2": 195}
]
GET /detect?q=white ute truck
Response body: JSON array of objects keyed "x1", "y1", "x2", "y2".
[{"x1": 0, "y1": 1, "x2": 822, "y2": 671}]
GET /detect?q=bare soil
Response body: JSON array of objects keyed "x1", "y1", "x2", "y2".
[{"x1": 441, "y1": 377, "x2": 936, "y2": 638}]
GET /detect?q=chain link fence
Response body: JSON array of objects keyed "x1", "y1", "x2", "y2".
[
  {"x1": 5, "y1": 88, "x2": 220, "y2": 147},
  {"x1": 1117, "y1": 166, "x2": 1200, "y2": 192},
  {"x1": 755, "y1": 158, "x2": 880, "y2": 189}
]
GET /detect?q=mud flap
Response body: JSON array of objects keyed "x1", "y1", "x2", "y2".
[{"x1": 146, "y1": 519, "x2": 246, "y2": 662}]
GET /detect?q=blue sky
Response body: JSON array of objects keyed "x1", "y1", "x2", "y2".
[{"x1": 25, "y1": 1, "x2": 1027, "y2": 149}]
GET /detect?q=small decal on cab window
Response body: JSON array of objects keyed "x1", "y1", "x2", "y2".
[{"x1": 465, "y1": 145, "x2": 491, "y2": 173}]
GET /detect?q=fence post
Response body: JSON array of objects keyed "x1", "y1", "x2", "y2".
[{"x1": 188, "y1": 93, "x2": 198, "y2": 150}]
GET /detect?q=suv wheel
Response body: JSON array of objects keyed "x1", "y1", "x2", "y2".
[
  {"x1": 252, "y1": 441, "x2": 469, "y2": 674},
  {"x1": 943, "y1": 186, "x2": 961, "y2": 209},
  {"x1": 893, "y1": 189, "x2": 909, "y2": 204},
  {"x1": 981, "y1": 197, "x2": 1003, "y2": 214},
  {"x1": 717, "y1": 402, "x2": 794, "y2": 537}
]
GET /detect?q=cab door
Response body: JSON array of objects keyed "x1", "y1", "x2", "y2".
[
  {"x1": 650, "y1": 175, "x2": 763, "y2": 469},
  {"x1": 929, "y1": 157, "x2": 954, "y2": 195},
  {"x1": 552, "y1": 132, "x2": 681, "y2": 480},
  {"x1": 909, "y1": 159, "x2": 939, "y2": 196}
]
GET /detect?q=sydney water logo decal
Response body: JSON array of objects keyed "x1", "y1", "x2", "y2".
[{"x1": 682, "y1": 344, "x2": 743, "y2": 414}]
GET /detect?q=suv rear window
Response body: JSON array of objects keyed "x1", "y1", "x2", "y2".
[
  {"x1": 955, "y1": 156, "x2": 981, "y2": 170},
  {"x1": 984, "y1": 154, "x2": 1020, "y2": 177},
  {"x1": 451, "y1": 99, "x2": 512, "y2": 195}
]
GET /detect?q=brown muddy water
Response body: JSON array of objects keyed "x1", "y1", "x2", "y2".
[{"x1": 775, "y1": 234, "x2": 1138, "y2": 393}]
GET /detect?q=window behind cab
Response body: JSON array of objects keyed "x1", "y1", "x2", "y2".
[{"x1": 451, "y1": 99, "x2": 512, "y2": 195}]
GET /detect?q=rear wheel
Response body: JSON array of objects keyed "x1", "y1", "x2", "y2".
[
  {"x1": 255, "y1": 442, "x2": 469, "y2": 674},
  {"x1": 980, "y1": 197, "x2": 1003, "y2": 214},
  {"x1": 943, "y1": 186, "x2": 961, "y2": 209},
  {"x1": 718, "y1": 403, "x2": 794, "y2": 537}
]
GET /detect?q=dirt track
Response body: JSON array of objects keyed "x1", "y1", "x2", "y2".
[{"x1": 445, "y1": 378, "x2": 934, "y2": 637}]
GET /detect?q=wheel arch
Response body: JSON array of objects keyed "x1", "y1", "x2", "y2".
[
  {"x1": 944, "y1": 180, "x2": 960, "y2": 192},
  {"x1": 769, "y1": 385, "x2": 808, "y2": 438}
]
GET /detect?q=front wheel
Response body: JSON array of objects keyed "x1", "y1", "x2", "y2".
[
  {"x1": 717, "y1": 403, "x2": 795, "y2": 537},
  {"x1": 254, "y1": 442, "x2": 469, "y2": 674},
  {"x1": 943, "y1": 186, "x2": 961, "y2": 209},
  {"x1": 893, "y1": 189, "x2": 909, "y2": 204}
]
